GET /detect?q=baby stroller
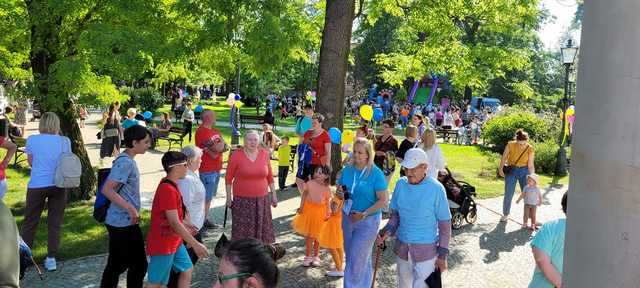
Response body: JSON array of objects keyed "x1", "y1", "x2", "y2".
[{"x1": 438, "y1": 168, "x2": 478, "y2": 229}]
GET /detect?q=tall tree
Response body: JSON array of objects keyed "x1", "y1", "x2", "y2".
[
  {"x1": 316, "y1": 0, "x2": 357, "y2": 175},
  {"x1": 21, "y1": 0, "x2": 177, "y2": 200},
  {"x1": 372, "y1": 0, "x2": 543, "y2": 100}
]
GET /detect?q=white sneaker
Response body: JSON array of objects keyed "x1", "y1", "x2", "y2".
[
  {"x1": 326, "y1": 269, "x2": 344, "y2": 277},
  {"x1": 500, "y1": 215, "x2": 509, "y2": 222},
  {"x1": 44, "y1": 257, "x2": 57, "y2": 271}
]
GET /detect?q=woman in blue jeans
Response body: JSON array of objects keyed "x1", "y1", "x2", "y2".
[
  {"x1": 337, "y1": 138, "x2": 389, "y2": 287},
  {"x1": 498, "y1": 129, "x2": 535, "y2": 222}
]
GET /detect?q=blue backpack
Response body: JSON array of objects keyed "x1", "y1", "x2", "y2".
[{"x1": 93, "y1": 156, "x2": 125, "y2": 223}]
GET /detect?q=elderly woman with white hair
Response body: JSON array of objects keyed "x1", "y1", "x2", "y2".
[
  {"x1": 167, "y1": 145, "x2": 207, "y2": 288},
  {"x1": 225, "y1": 130, "x2": 277, "y2": 244}
]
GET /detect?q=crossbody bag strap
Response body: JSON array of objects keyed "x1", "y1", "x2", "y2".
[{"x1": 512, "y1": 145, "x2": 530, "y2": 166}]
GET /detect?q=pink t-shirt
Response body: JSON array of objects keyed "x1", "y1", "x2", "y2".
[{"x1": 225, "y1": 149, "x2": 274, "y2": 198}]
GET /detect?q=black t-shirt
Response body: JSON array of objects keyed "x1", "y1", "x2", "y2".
[{"x1": 396, "y1": 139, "x2": 416, "y2": 160}]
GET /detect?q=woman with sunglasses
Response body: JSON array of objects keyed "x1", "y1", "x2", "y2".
[{"x1": 213, "y1": 238, "x2": 284, "y2": 288}]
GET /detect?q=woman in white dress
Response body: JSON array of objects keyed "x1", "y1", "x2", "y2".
[{"x1": 419, "y1": 128, "x2": 446, "y2": 179}]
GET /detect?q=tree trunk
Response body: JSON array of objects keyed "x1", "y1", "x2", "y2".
[
  {"x1": 316, "y1": 0, "x2": 356, "y2": 179},
  {"x1": 28, "y1": 1, "x2": 96, "y2": 201},
  {"x1": 464, "y1": 85, "x2": 473, "y2": 100}
]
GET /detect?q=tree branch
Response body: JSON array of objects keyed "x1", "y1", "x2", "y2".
[
  {"x1": 354, "y1": 0, "x2": 365, "y2": 20},
  {"x1": 65, "y1": 1, "x2": 105, "y2": 57}
]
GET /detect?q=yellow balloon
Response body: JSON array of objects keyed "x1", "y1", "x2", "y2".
[
  {"x1": 235, "y1": 101, "x2": 244, "y2": 108},
  {"x1": 360, "y1": 105, "x2": 373, "y2": 121},
  {"x1": 342, "y1": 130, "x2": 354, "y2": 145}
]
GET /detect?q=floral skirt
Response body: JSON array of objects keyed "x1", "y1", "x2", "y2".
[{"x1": 231, "y1": 195, "x2": 275, "y2": 244}]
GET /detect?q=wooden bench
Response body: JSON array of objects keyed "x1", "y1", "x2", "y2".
[
  {"x1": 240, "y1": 115, "x2": 264, "y2": 129},
  {"x1": 288, "y1": 144, "x2": 297, "y2": 173},
  {"x1": 239, "y1": 115, "x2": 276, "y2": 130},
  {"x1": 9, "y1": 133, "x2": 27, "y2": 168},
  {"x1": 157, "y1": 126, "x2": 187, "y2": 151},
  {"x1": 436, "y1": 128, "x2": 459, "y2": 143}
]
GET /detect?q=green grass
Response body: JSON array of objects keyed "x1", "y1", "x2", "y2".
[
  {"x1": 439, "y1": 144, "x2": 568, "y2": 198},
  {"x1": 3, "y1": 161, "x2": 150, "y2": 261}
]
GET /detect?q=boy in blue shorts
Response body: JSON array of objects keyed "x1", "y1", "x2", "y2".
[{"x1": 146, "y1": 151, "x2": 209, "y2": 287}]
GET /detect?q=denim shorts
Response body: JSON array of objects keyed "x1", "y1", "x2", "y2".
[
  {"x1": 199, "y1": 171, "x2": 221, "y2": 202},
  {"x1": 147, "y1": 244, "x2": 193, "y2": 285}
]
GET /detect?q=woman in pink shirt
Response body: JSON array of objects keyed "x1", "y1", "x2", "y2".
[{"x1": 225, "y1": 130, "x2": 277, "y2": 244}]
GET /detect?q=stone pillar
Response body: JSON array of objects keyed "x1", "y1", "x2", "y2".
[{"x1": 564, "y1": 0, "x2": 640, "y2": 287}]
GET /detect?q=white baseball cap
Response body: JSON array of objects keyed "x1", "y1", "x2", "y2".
[{"x1": 400, "y1": 148, "x2": 429, "y2": 169}]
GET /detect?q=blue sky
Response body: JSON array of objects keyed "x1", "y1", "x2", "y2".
[{"x1": 538, "y1": 0, "x2": 581, "y2": 51}]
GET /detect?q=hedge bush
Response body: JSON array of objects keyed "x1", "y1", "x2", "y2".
[
  {"x1": 482, "y1": 106, "x2": 560, "y2": 153},
  {"x1": 532, "y1": 141, "x2": 559, "y2": 175}
]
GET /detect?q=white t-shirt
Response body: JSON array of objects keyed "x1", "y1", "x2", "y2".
[
  {"x1": 25, "y1": 134, "x2": 71, "y2": 188},
  {"x1": 422, "y1": 144, "x2": 446, "y2": 179},
  {"x1": 178, "y1": 169, "x2": 206, "y2": 229}
]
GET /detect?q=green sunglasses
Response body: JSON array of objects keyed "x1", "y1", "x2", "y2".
[{"x1": 217, "y1": 272, "x2": 251, "y2": 283}]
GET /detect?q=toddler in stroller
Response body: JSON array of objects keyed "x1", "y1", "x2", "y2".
[{"x1": 438, "y1": 168, "x2": 478, "y2": 229}]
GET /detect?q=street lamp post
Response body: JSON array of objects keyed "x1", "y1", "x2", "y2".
[
  {"x1": 308, "y1": 51, "x2": 317, "y2": 96},
  {"x1": 555, "y1": 39, "x2": 579, "y2": 176},
  {"x1": 231, "y1": 58, "x2": 241, "y2": 146}
]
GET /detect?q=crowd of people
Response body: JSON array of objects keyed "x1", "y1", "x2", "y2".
[{"x1": 0, "y1": 93, "x2": 568, "y2": 288}]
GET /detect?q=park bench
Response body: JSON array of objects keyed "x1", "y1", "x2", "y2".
[
  {"x1": 0, "y1": 118, "x2": 27, "y2": 167},
  {"x1": 240, "y1": 115, "x2": 277, "y2": 131},
  {"x1": 157, "y1": 126, "x2": 187, "y2": 151},
  {"x1": 8, "y1": 133, "x2": 27, "y2": 168},
  {"x1": 240, "y1": 115, "x2": 265, "y2": 129},
  {"x1": 436, "y1": 128, "x2": 459, "y2": 143}
]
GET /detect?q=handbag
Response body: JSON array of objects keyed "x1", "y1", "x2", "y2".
[
  {"x1": 501, "y1": 145, "x2": 529, "y2": 176},
  {"x1": 214, "y1": 206, "x2": 230, "y2": 258}
]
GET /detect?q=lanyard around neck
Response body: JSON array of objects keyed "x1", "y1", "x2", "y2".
[{"x1": 351, "y1": 166, "x2": 367, "y2": 195}]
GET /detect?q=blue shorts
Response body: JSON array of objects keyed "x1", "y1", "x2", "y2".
[
  {"x1": 199, "y1": 171, "x2": 221, "y2": 202},
  {"x1": 147, "y1": 244, "x2": 193, "y2": 285}
]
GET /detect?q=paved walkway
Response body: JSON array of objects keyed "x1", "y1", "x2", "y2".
[{"x1": 20, "y1": 112, "x2": 568, "y2": 287}]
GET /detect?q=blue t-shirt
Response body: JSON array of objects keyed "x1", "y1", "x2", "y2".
[
  {"x1": 25, "y1": 134, "x2": 72, "y2": 188},
  {"x1": 105, "y1": 153, "x2": 141, "y2": 227},
  {"x1": 337, "y1": 165, "x2": 387, "y2": 215},
  {"x1": 390, "y1": 176, "x2": 451, "y2": 244},
  {"x1": 529, "y1": 218, "x2": 566, "y2": 288}
]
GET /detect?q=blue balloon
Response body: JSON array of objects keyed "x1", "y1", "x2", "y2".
[
  {"x1": 143, "y1": 111, "x2": 152, "y2": 119},
  {"x1": 234, "y1": 94, "x2": 241, "y2": 101},
  {"x1": 377, "y1": 95, "x2": 383, "y2": 104},
  {"x1": 329, "y1": 127, "x2": 342, "y2": 144},
  {"x1": 300, "y1": 117, "x2": 312, "y2": 133},
  {"x1": 373, "y1": 108, "x2": 383, "y2": 121},
  {"x1": 194, "y1": 105, "x2": 204, "y2": 112}
]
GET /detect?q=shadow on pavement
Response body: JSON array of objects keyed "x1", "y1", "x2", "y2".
[{"x1": 478, "y1": 222, "x2": 530, "y2": 264}]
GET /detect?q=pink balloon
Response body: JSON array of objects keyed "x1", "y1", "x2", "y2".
[{"x1": 568, "y1": 115, "x2": 575, "y2": 124}]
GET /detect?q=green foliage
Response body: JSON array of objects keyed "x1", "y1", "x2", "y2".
[
  {"x1": 482, "y1": 106, "x2": 559, "y2": 153},
  {"x1": 395, "y1": 86, "x2": 407, "y2": 101},
  {"x1": 0, "y1": 0, "x2": 30, "y2": 80},
  {"x1": 531, "y1": 140, "x2": 559, "y2": 175},
  {"x1": 370, "y1": 0, "x2": 543, "y2": 98},
  {"x1": 353, "y1": 12, "x2": 403, "y2": 88},
  {"x1": 121, "y1": 87, "x2": 165, "y2": 113}
]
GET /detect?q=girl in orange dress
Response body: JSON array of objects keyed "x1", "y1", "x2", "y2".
[
  {"x1": 318, "y1": 191, "x2": 345, "y2": 277},
  {"x1": 292, "y1": 165, "x2": 331, "y2": 267}
]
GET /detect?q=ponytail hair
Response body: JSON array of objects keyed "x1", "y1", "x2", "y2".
[{"x1": 220, "y1": 238, "x2": 285, "y2": 288}]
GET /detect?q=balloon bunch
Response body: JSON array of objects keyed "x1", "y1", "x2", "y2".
[
  {"x1": 327, "y1": 128, "x2": 356, "y2": 156},
  {"x1": 359, "y1": 104, "x2": 384, "y2": 122}
]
